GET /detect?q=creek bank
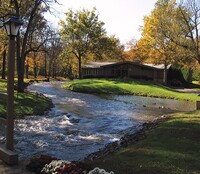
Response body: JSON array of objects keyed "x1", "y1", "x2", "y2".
[
  {"x1": 25, "y1": 81, "x2": 54, "y2": 116},
  {"x1": 83, "y1": 115, "x2": 169, "y2": 162},
  {"x1": 25, "y1": 115, "x2": 170, "y2": 174},
  {"x1": 22, "y1": 81, "x2": 193, "y2": 161}
]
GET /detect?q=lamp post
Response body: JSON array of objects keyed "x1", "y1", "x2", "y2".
[{"x1": 3, "y1": 16, "x2": 23, "y2": 151}]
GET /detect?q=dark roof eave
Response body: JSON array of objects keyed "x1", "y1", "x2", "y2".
[
  {"x1": 102, "y1": 61, "x2": 170, "y2": 70},
  {"x1": 83, "y1": 61, "x2": 171, "y2": 70}
]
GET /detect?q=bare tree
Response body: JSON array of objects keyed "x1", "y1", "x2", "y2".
[
  {"x1": 4, "y1": 0, "x2": 58, "y2": 92},
  {"x1": 178, "y1": 0, "x2": 200, "y2": 63}
]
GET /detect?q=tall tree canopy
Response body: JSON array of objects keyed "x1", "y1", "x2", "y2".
[
  {"x1": 172, "y1": 0, "x2": 200, "y2": 64},
  {"x1": 0, "y1": 0, "x2": 58, "y2": 92},
  {"x1": 136, "y1": 0, "x2": 199, "y2": 83},
  {"x1": 137, "y1": 0, "x2": 179, "y2": 84},
  {"x1": 60, "y1": 8, "x2": 106, "y2": 79}
]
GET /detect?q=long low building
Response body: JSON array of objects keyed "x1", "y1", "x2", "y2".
[{"x1": 82, "y1": 61, "x2": 172, "y2": 83}]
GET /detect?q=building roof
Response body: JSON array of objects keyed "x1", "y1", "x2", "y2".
[
  {"x1": 82, "y1": 62, "x2": 116, "y2": 68},
  {"x1": 83, "y1": 61, "x2": 171, "y2": 70},
  {"x1": 143, "y1": 63, "x2": 171, "y2": 69}
]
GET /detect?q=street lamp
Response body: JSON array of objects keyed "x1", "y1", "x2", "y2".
[
  {"x1": 3, "y1": 16, "x2": 23, "y2": 151},
  {"x1": 4, "y1": 16, "x2": 23, "y2": 38}
]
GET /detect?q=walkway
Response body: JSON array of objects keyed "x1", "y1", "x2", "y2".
[{"x1": 175, "y1": 88, "x2": 200, "y2": 94}]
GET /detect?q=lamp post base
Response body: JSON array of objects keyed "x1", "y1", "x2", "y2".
[{"x1": 0, "y1": 147, "x2": 18, "y2": 165}]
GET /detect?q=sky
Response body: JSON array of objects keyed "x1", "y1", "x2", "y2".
[{"x1": 46, "y1": 0, "x2": 158, "y2": 44}]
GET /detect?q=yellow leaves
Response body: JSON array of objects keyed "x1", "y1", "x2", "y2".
[
  {"x1": 26, "y1": 52, "x2": 45, "y2": 69},
  {"x1": 136, "y1": 0, "x2": 182, "y2": 64},
  {"x1": 25, "y1": 56, "x2": 34, "y2": 67}
]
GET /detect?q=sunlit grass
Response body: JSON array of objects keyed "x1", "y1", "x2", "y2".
[
  {"x1": 86, "y1": 110, "x2": 200, "y2": 174},
  {"x1": 0, "y1": 79, "x2": 52, "y2": 118},
  {"x1": 0, "y1": 79, "x2": 7, "y2": 93},
  {"x1": 64, "y1": 78, "x2": 200, "y2": 102}
]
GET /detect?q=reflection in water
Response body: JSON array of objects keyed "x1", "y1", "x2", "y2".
[{"x1": 0, "y1": 82, "x2": 195, "y2": 161}]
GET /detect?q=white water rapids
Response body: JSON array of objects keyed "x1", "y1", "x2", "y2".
[{"x1": 0, "y1": 81, "x2": 195, "y2": 161}]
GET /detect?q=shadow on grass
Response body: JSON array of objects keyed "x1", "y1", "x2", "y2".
[
  {"x1": 86, "y1": 113, "x2": 200, "y2": 174},
  {"x1": 69, "y1": 79, "x2": 130, "y2": 94},
  {"x1": 72, "y1": 84, "x2": 129, "y2": 94},
  {"x1": 0, "y1": 92, "x2": 52, "y2": 119},
  {"x1": 100, "y1": 78, "x2": 183, "y2": 93},
  {"x1": 190, "y1": 83, "x2": 200, "y2": 89}
]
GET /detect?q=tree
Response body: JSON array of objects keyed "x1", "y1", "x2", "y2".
[
  {"x1": 138, "y1": 0, "x2": 177, "y2": 84},
  {"x1": 46, "y1": 31, "x2": 62, "y2": 79},
  {"x1": 0, "y1": 15, "x2": 8, "y2": 79},
  {"x1": 60, "y1": 8, "x2": 106, "y2": 79},
  {"x1": 87, "y1": 34, "x2": 125, "y2": 62},
  {"x1": 1, "y1": 46, "x2": 6, "y2": 79},
  {"x1": 125, "y1": 38, "x2": 146, "y2": 62},
  {"x1": 144, "y1": 0, "x2": 200, "y2": 83},
  {"x1": 167, "y1": 0, "x2": 200, "y2": 63},
  {"x1": 138, "y1": 0, "x2": 196, "y2": 84},
  {"x1": 0, "y1": 27, "x2": 7, "y2": 79},
  {"x1": 0, "y1": 0, "x2": 58, "y2": 92},
  {"x1": 170, "y1": 0, "x2": 200, "y2": 82}
]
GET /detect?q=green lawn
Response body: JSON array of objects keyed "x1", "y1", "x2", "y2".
[
  {"x1": 64, "y1": 79, "x2": 200, "y2": 102},
  {"x1": 64, "y1": 78, "x2": 200, "y2": 173},
  {"x1": 0, "y1": 79, "x2": 52, "y2": 118},
  {"x1": 85, "y1": 110, "x2": 200, "y2": 174},
  {"x1": 1, "y1": 78, "x2": 199, "y2": 173}
]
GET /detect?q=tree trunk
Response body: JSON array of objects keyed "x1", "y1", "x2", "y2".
[
  {"x1": 34, "y1": 53, "x2": 37, "y2": 80},
  {"x1": 187, "y1": 67, "x2": 193, "y2": 83},
  {"x1": 48, "y1": 60, "x2": 52, "y2": 79},
  {"x1": 15, "y1": 5, "x2": 25, "y2": 93},
  {"x1": 34, "y1": 65, "x2": 37, "y2": 80},
  {"x1": 17, "y1": 54, "x2": 25, "y2": 92},
  {"x1": 2, "y1": 49, "x2": 6, "y2": 79},
  {"x1": 78, "y1": 57, "x2": 82, "y2": 79},
  {"x1": 163, "y1": 64, "x2": 168, "y2": 85},
  {"x1": 25, "y1": 64, "x2": 29, "y2": 79},
  {"x1": 198, "y1": 54, "x2": 200, "y2": 64},
  {"x1": 54, "y1": 63, "x2": 57, "y2": 79},
  {"x1": 16, "y1": 32, "x2": 25, "y2": 93},
  {"x1": 15, "y1": 1, "x2": 39, "y2": 92},
  {"x1": 52, "y1": 63, "x2": 55, "y2": 78},
  {"x1": 44, "y1": 53, "x2": 47, "y2": 78}
]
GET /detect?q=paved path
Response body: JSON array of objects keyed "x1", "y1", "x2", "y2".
[
  {"x1": 175, "y1": 88, "x2": 200, "y2": 94},
  {"x1": 0, "y1": 160, "x2": 33, "y2": 174}
]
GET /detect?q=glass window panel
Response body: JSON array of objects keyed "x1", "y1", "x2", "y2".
[{"x1": 5, "y1": 25, "x2": 11, "y2": 35}]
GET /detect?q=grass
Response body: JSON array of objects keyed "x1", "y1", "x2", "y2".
[
  {"x1": 64, "y1": 78, "x2": 200, "y2": 102},
  {"x1": 0, "y1": 79, "x2": 7, "y2": 93},
  {"x1": 1, "y1": 77, "x2": 199, "y2": 173},
  {"x1": 0, "y1": 79, "x2": 52, "y2": 118},
  {"x1": 85, "y1": 110, "x2": 200, "y2": 174},
  {"x1": 65, "y1": 78, "x2": 200, "y2": 173}
]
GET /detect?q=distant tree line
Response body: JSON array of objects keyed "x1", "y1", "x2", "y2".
[
  {"x1": 125, "y1": 0, "x2": 200, "y2": 84},
  {"x1": 0, "y1": 1, "x2": 124, "y2": 92},
  {"x1": 1, "y1": 0, "x2": 200, "y2": 92}
]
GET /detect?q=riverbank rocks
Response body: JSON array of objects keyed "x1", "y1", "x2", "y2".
[
  {"x1": 26, "y1": 116, "x2": 169, "y2": 173},
  {"x1": 83, "y1": 115, "x2": 169, "y2": 162}
]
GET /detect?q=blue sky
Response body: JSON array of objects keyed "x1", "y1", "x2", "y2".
[{"x1": 47, "y1": 0, "x2": 158, "y2": 44}]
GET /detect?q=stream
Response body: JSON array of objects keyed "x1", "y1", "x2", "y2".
[{"x1": 0, "y1": 81, "x2": 195, "y2": 161}]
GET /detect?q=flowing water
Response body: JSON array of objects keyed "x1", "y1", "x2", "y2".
[{"x1": 0, "y1": 81, "x2": 195, "y2": 161}]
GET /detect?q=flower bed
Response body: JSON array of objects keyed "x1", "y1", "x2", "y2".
[{"x1": 26, "y1": 155, "x2": 114, "y2": 174}]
